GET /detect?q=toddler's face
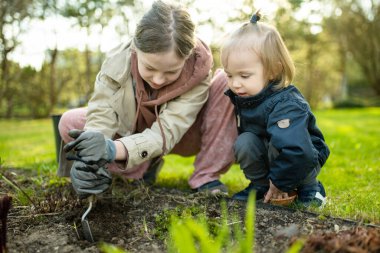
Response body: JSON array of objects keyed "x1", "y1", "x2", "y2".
[
  {"x1": 136, "y1": 48, "x2": 186, "y2": 89},
  {"x1": 223, "y1": 50, "x2": 268, "y2": 97}
]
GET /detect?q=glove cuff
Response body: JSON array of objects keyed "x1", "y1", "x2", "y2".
[{"x1": 106, "y1": 139, "x2": 117, "y2": 162}]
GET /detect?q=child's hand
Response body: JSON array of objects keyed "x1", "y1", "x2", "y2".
[{"x1": 263, "y1": 180, "x2": 289, "y2": 203}]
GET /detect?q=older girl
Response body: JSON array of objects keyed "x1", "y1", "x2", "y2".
[{"x1": 59, "y1": 1, "x2": 237, "y2": 198}]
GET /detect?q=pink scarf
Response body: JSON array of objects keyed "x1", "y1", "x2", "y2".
[{"x1": 130, "y1": 39, "x2": 213, "y2": 133}]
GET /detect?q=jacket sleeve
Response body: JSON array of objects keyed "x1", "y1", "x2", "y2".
[
  {"x1": 267, "y1": 100, "x2": 319, "y2": 192},
  {"x1": 309, "y1": 116, "x2": 330, "y2": 167},
  {"x1": 84, "y1": 72, "x2": 120, "y2": 139},
  {"x1": 118, "y1": 76, "x2": 210, "y2": 169}
]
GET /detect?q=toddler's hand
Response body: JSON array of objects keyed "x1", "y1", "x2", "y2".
[{"x1": 263, "y1": 180, "x2": 289, "y2": 203}]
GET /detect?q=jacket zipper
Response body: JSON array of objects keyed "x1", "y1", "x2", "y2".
[{"x1": 235, "y1": 97, "x2": 241, "y2": 128}]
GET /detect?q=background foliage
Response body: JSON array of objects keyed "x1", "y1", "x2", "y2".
[{"x1": 0, "y1": 0, "x2": 379, "y2": 118}]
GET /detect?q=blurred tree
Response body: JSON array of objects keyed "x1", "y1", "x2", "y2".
[
  {"x1": 61, "y1": 0, "x2": 134, "y2": 102},
  {"x1": 274, "y1": 6, "x2": 341, "y2": 108},
  {"x1": 16, "y1": 65, "x2": 46, "y2": 117},
  {"x1": 0, "y1": 0, "x2": 34, "y2": 118},
  {"x1": 53, "y1": 48, "x2": 104, "y2": 109},
  {"x1": 326, "y1": 0, "x2": 380, "y2": 96},
  {"x1": 33, "y1": 0, "x2": 61, "y2": 115},
  {"x1": 1, "y1": 48, "x2": 97, "y2": 118},
  {"x1": 0, "y1": 61, "x2": 45, "y2": 118}
]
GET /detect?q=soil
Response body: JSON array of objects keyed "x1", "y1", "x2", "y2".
[{"x1": 1, "y1": 168, "x2": 380, "y2": 253}]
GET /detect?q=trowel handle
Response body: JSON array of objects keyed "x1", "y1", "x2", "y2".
[
  {"x1": 88, "y1": 194, "x2": 95, "y2": 204},
  {"x1": 81, "y1": 195, "x2": 96, "y2": 221}
]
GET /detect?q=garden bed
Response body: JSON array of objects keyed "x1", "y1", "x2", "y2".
[{"x1": 2, "y1": 168, "x2": 380, "y2": 253}]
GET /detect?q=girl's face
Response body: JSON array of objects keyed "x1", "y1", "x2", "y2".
[
  {"x1": 223, "y1": 50, "x2": 268, "y2": 97},
  {"x1": 136, "y1": 48, "x2": 187, "y2": 89}
]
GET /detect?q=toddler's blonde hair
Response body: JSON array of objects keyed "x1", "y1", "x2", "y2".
[{"x1": 221, "y1": 12, "x2": 295, "y2": 89}]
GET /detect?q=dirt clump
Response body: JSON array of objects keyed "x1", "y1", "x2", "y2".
[{"x1": 301, "y1": 226, "x2": 380, "y2": 253}]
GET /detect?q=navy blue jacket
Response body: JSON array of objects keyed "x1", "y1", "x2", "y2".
[{"x1": 225, "y1": 83, "x2": 330, "y2": 192}]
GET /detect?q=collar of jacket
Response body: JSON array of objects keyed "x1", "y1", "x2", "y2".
[
  {"x1": 225, "y1": 81, "x2": 283, "y2": 108},
  {"x1": 100, "y1": 41, "x2": 133, "y2": 84}
]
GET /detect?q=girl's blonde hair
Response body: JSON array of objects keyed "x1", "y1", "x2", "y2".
[
  {"x1": 133, "y1": 0, "x2": 196, "y2": 58},
  {"x1": 221, "y1": 13, "x2": 295, "y2": 89}
]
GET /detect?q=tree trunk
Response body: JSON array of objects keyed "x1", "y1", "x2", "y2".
[
  {"x1": 4, "y1": 94, "x2": 14, "y2": 118},
  {"x1": 85, "y1": 46, "x2": 92, "y2": 102},
  {"x1": 48, "y1": 48, "x2": 58, "y2": 115},
  {"x1": 84, "y1": 26, "x2": 92, "y2": 102},
  {"x1": 1, "y1": 44, "x2": 12, "y2": 118}
]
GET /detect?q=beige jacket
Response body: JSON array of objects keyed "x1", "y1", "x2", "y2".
[{"x1": 84, "y1": 42, "x2": 211, "y2": 169}]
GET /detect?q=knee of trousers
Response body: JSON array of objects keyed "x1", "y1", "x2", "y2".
[
  {"x1": 234, "y1": 132, "x2": 266, "y2": 163},
  {"x1": 58, "y1": 109, "x2": 84, "y2": 143},
  {"x1": 298, "y1": 164, "x2": 321, "y2": 189}
]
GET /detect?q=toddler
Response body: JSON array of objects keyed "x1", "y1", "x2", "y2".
[{"x1": 221, "y1": 11, "x2": 330, "y2": 207}]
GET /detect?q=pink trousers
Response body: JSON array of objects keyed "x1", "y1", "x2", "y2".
[{"x1": 58, "y1": 72, "x2": 237, "y2": 189}]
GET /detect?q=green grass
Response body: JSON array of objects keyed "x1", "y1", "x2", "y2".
[
  {"x1": 0, "y1": 119, "x2": 57, "y2": 172},
  {"x1": 314, "y1": 108, "x2": 380, "y2": 223},
  {"x1": 1, "y1": 108, "x2": 379, "y2": 223}
]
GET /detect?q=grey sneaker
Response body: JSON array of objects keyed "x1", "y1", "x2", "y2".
[
  {"x1": 195, "y1": 180, "x2": 228, "y2": 195},
  {"x1": 297, "y1": 181, "x2": 326, "y2": 207},
  {"x1": 232, "y1": 182, "x2": 268, "y2": 201}
]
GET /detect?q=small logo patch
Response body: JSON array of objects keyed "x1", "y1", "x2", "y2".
[{"x1": 277, "y1": 119, "x2": 290, "y2": 128}]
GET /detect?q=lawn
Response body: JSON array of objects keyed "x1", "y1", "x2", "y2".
[{"x1": 0, "y1": 107, "x2": 379, "y2": 223}]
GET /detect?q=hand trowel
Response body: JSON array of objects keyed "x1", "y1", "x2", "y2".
[{"x1": 81, "y1": 195, "x2": 95, "y2": 242}]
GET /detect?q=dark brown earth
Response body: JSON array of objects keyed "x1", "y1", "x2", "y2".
[{"x1": 1, "y1": 168, "x2": 380, "y2": 253}]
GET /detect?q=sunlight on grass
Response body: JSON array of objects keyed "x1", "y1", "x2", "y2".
[
  {"x1": 1, "y1": 107, "x2": 380, "y2": 223},
  {"x1": 0, "y1": 119, "x2": 56, "y2": 170},
  {"x1": 157, "y1": 155, "x2": 194, "y2": 190},
  {"x1": 314, "y1": 108, "x2": 380, "y2": 223},
  {"x1": 157, "y1": 155, "x2": 249, "y2": 193}
]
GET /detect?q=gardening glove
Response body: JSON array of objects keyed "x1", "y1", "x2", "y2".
[
  {"x1": 70, "y1": 160, "x2": 112, "y2": 199},
  {"x1": 64, "y1": 129, "x2": 116, "y2": 165}
]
